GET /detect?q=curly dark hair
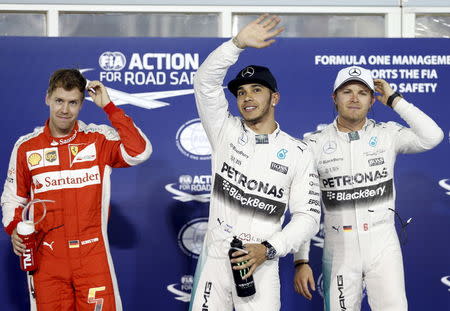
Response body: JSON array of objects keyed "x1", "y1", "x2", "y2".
[{"x1": 47, "y1": 69, "x2": 86, "y2": 97}]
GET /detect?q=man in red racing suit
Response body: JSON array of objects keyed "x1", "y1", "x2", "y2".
[{"x1": 1, "y1": 69, "x2": 152, "y2": 310}]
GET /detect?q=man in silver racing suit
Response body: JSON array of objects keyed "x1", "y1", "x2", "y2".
[
  {"x1": 189, "y1": 15, "x2": 321, "y2": 311},
  {"x1": 293, "y1": 66, "x2": 444, "y2": 310}
]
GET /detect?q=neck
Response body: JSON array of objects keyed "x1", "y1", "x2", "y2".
[
  {"x1": 336, "y1": 116, "x2": 366, "y2": 133},
  {"x1": 49, "y1": 123, "x2": 75, "y2": 138},
  {"x1": 244, "y1": 119, "x2": 277, "y2": 134}
]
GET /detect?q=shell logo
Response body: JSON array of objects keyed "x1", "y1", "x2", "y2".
[{"x1": 28, "y1": 153, "x2": 42, "y2": 166}]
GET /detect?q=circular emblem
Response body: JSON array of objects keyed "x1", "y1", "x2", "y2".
[
  {"x1": 241, "y1": 66, "x2": 255, "y2": 78},
  {"x1": 98, "y1": 51, "x2": 126, "y2": 71},
  {"x1": 323, "y1": 141, "x2": 337, "y2": 154},
  {"x1": 176, "y1": 118, "x2": 211, "y2": 160},
  {"x1": 28, "y1": 153, "x2": 42, "y2": 166},
  {"x1": 348, "y1": 67, "x2": 361, "y2": 77},
  {"x1": 177, "y1": 218, "x2": 208, "y2": 258},
  {"x1": 277, "y1": 148, "x2": 288, "y2": 160}
]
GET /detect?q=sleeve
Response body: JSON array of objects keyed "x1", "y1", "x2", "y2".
[
  {"x1": 267, "y1": 148, "x2": 321, "y2": 258},
  {"x1": 102, "y1": 102, "x2": 152, "y2": 167},
  {"x1": 194, "y1": 39, "x2": 244, "y2": 150},
  {"x1": 1, "y1": 142, "x2": 30, "y2": 235},
  {"x1": 392, "y1": 98, "x2": 444, "y2": 154},
  {"x1": 294, "y1": 241, "x2": 311, "y2": 262}
]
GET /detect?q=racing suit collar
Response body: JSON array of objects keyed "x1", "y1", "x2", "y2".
[
  {"x1": 332, "y1": 118, "x2": 375, "y2": 141},
  {"x1": 44, "y1": 119, "x2": 79, "y2": 146},
  {"x1": 240, "y1": 120, "x2": 281, "y2": 143}
]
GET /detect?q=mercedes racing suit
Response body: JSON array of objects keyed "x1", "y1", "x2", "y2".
[
  {"x1": 189, "y1": 39, "x2": 321, "y2": 311},
  {"x1": 295, "y1": 100, "x2": 443, "y2": 311},
  {"x1": 1, "y1": 102, "x2": 152, "y2": 311}
]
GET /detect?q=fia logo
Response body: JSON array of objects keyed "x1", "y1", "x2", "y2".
[
  {"x1": 369, "y1": 136, "x2": 378, "y2": 147},
  {"x1": 99, "y1": 51, "x2": 126, "y2": 71},
  {"x1": 277, "y1": 149, "x2": 288, "y2": 160}
]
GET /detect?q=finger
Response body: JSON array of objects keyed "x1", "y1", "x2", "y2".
[
  {"x1": 259, "y1": 39, "x2": 276, "y2": 49},
  {"x1": 301, "y1": 279, "x2": 312, "y2": 300},
  {"x1": 242, "y1": 263, "x2": 256, "y2": 279},
  {"x1": 231, "y1": 250, "x2": 247, "y2": 258},
  {"x1": 254, "y1": 14, "x2": 269, "y2": 25},
  {"x1": 267, "y1": 27, "x2": 285, "y2": 39},
  {"x1": 233, "y1": 256, "x2": 253, "y2": 268},
  {"x1": 261, "y1": 15, "x2": 277, "y2": 27}
]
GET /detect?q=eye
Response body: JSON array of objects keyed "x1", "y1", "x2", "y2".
[
  {"x1": 237, "y1": 90, "x2": 245, "y2": 96},
  {"x1": 56, "y1": 98, "x2": 63, "y2": 104},
  {"x1": 69, "y1": 101, "x2": 79, "y2": 106},
  {"x1": 253, "y1": 87, "x2": 261, "y2": 93}
]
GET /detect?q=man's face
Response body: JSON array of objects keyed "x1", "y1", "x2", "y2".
[
  {"x1": 236, "y1": 83, "x2": 277, "y2": 124},
  {"x1": 46, "y1": 87, "x2": 83, "y2": 137},
  {"x1": 333, "y1": 81, "x2": 374, "y2": 124}
]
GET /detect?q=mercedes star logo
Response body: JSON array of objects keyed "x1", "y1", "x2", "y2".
[
  {"x1": 241, "y1": 66, "x2": 255, "y2": 78},
  {"x1": 348, "y1": 67, "x2": 361, "y2": 77},
  {"x1": 323, "y1": 141, "x2": 337, "y2": 154}
]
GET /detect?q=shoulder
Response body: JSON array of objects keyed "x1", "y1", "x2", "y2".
[
  {"x1": 14, "y1": 126, "x2": 45, "y2": 149},
  {"x1": 78, "y1": 120, "x2": 119, "y2": 141},
  {"x1": 277, "y1": 131, "x2": 313, "y2": 158},
  {"x1": 373, "y1": 120, "x2": 406, "y2": 133}
]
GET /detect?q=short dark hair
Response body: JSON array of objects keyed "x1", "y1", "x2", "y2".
[{"x1": 47, "y1": 69, "x2": 86, "y2": 97}]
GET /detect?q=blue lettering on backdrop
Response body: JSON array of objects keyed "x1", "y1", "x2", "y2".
[{"x1": 0, "y1": 37, "x2": 448, "y2": 310}]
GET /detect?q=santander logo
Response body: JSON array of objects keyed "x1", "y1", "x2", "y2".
[{"x1": 33, "y1": 166, "x2": 101, "y2": 194}]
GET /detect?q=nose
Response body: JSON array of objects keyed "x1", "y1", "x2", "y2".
[
  {"x1": 244, "y1": 94, "x2": 253, "y2": 102},
  {"x1": 61, "y1": 103, "x2": 69, "y2": 113},
  {"x1": 350, "y1": 93, "x2": 358, "y2": 102}
]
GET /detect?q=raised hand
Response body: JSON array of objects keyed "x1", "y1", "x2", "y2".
[
  {"x1": 87, "y1": 81, "x2": 112, "y2": 108},
  {"x1": 234, "y1": 14, "x2": 285, "y2": 49}
]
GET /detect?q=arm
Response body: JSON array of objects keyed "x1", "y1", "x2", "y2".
[
  {"x1": 1, "y1": 141, "x2": 30, "y2": 255},
  {"x1": 267, "y1": 148, "x2": 321, "y2": 257},
  {"x1": 87, "y1": 81, "x2": 152, "y2": 167},
  {"x1": 194, "y1": 14, "x2": 284, "y2": 150},
  {"x1": 374, "y1": 79, "x2": 444, "y2": 153}
]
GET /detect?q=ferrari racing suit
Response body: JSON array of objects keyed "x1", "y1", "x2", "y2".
[
  {"x1": 295, "y1": 99, "x2": 443, "y2": 311},
  {"x1": 189, "y1": 39, "x2": 321, "y2": 311},
  {"x1": 1, "y1": 102, "x2": 152, "y2": 311}
]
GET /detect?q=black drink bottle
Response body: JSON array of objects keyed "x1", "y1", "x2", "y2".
[{"x1": 229, "y1": 236, "x2": 256, "y2": 297}]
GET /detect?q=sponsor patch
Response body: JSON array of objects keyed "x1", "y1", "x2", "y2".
[
  {"x1": 270, "y1": 162, "x2": 288, "y2": 174},
  {"x1": 368, "y1": 157, "x2": 384, "y2": 167},
  {"x1": 32, "y1": 166, "x2": 101, "y2": 193},
  {"x1": 27, "y1": 148, "x2": 60, "y2": 170},
  {"x1": 70, "y1": 143, "x2": 97, "y2": 165},
  {"x1": 323, "y1": 179, "x2": 393, "y2": 209},
  {"x1": 213, "y1": 174, "x2": 285, "y2": 221},
  {"x1": 343, "y1": 225, "x2": 352, "y2": 232},
  {"x1": 255, "y1": 134, "x2": 268, "y2": 144}
]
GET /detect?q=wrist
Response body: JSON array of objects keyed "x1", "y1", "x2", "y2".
[
  {"x1": 261, "y1": 241, "x2": 276, "y2": 260},
  {"x1": 386, "y1": 92, "x2": 403, "y2": 108},
  {"x1": 232, "y1": 36, "x2": 245, "y2": 49},
  {"x1": 294, "y1": 261, "x2": 309, "y2": 268}
]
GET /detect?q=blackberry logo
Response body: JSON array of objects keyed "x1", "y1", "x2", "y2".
[
  {"x1": 223, "y1": 180, "x2": 231, "y2": 191},
  {"x1": 326, "y1": 192, "x2": 336, "y2": 200}
]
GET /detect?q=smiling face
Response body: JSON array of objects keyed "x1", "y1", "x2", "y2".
[
  {"x1": 236, "y1": 83, "x2": 278, "y2": 126},
  {"x1": 333, "y1": 81, "x2": 375, "y2": 125},
  {"x1": 46, "y1": 87, "x2": 83, "y2": 137}
]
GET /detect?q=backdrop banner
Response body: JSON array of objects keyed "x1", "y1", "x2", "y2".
[{"x1": 0, "y1": 37, "x2": 448, "y2": 310}]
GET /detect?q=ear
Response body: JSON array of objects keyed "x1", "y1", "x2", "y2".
[
  {"x1": 370, "y1": 95, "x2": 375, "y2": 107},
  {"x1": 45, "y1": 94, "x2": 50, "y2": 106},
  {"x1": 332, "y1": 94, "x2": 338, "y2": 111},
  {"x1": 271, "y1": 92, "x2": 280, "y2": 107}
]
